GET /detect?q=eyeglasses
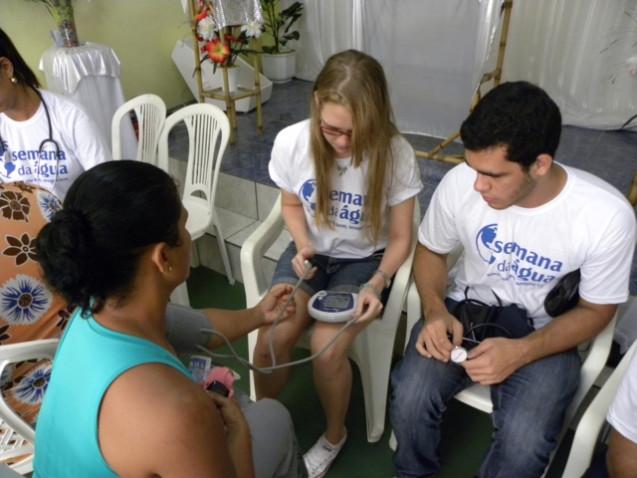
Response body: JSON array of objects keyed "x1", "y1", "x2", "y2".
[{"x1": 319, "y1": 120, "x2": 353, "y2": 139}]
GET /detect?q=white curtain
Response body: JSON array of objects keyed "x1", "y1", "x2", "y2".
[
  {"x1": 295, "y1": 0, "x2": 503, "y2": 138},
  {"x1": 294, "y1": 0, "x2": 363, "y2": 81},
  {"x1": 362, "y1": 0, "x2": 503, "y2": 137},
  {"x1": 504, "y1": 0, "x2": 637, "y2": 129}
]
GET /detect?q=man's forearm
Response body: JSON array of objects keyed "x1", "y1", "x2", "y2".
[
  {"x1": 516, "y1": 299, "x2": 616, "y2": 366},
  {"x1": 414, "y1": 243, "x2": 450, "y2": 320}
]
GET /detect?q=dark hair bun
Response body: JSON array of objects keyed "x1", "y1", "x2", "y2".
[
  {"x1": 36, "y1": 209, "x2": 96, "y2": 308},
  {"x1": 36, "y1": 161, "x2": 182, "y2": 314}
]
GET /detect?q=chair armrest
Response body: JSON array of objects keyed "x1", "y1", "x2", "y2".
[
  {"x1": 375, "y1": 200, "x2": 421, "y2": 332},
  {"x1": 0, "y1": 339, "x2": 59, "y2": 441},
  {"x1": 562, "y1": 340, "x2": 637, "y2": 478},
  {"x1": 384, "y1": 240, "x2": 415, "y2": 321},
  {"x1": 240, "y1": 194, "x2": 284, "y2": 307},
  {"x1": 565, "y1": 313, "x2": 618, "y2": 424}
]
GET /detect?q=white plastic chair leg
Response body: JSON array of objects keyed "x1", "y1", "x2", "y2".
[
  {"x1": 350, "y1": 325, "x2": 392, "y2": 443},
  {"x1": 213, "y1": 223, "x2": 235, "y2": 285},
  {"x1": 248, "y1": 329, "x2": 259, "y2": 401}
]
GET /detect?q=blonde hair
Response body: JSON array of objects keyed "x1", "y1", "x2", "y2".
[{"x1": 310, "y1": 50, "x2": 398, "y2": 244}]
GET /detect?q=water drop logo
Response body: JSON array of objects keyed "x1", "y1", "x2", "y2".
[
  {"x1": 0, "y1": 141, "x2": 14, "y2": 178},
  {"x1": 476, "y1": 223, "x2": 498, "y2": 264},
  {"x1": 299, "y1": 179, "x2": 317, "y2": 211}
]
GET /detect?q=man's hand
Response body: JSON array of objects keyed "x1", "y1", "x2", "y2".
[
  {"x1": 259, "y1": 284, "x2": 296, "y2": 324},
  {"x1": 354, "y1": 285, "x2": 383, "y2": 323},
  {"x1": 416, "y1": 311, "x2": 463, "y2": 362},
  {"x1": 462, "y1": 337, "x2": 526, "y2": 385},
  {"x1": 292, "y1": 245, "x2": 316, "y2": 279}
]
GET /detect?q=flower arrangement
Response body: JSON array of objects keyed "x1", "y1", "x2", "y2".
[{"x1": 194, "y1": 1, "x2": 262, "y2": 72}]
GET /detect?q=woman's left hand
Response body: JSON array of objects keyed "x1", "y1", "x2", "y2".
[
  {"x1": 259, "y1": 284, "x2": 296, "y2": 325},
  {"x1": 354, "y1": 285, "x2": 383, "y2": 323}
]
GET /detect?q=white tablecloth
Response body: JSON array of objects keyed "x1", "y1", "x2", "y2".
[{"x1": 39, "y1": 42, "x2": 137, "y2": 160}]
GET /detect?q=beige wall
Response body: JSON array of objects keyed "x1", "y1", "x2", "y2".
[{"x1": 0, "y1": 0, "x2": 195, "y2": 109}]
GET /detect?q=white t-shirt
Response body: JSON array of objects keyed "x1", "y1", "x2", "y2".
[
  {"x1": 0, "y1": 90, "x2": 111, "y2": 199},
  {"x1": 419, "y1": 162, "x2": 636, "y2": 328},
  {"x1": 269, "y1": 119, "x2": 423, "y2": 258},
  {"x1": 608, "y1": 350, "x2": 637, "y2": 443}
]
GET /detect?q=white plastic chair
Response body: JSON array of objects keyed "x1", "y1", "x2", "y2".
[
  {"x1": 240, "y1": 193, "x2": 419, "y2": 443},
  {"x1": 391, "y1": 275, "x2": 619, "y2": 475},
  {"x1": 561, "y1": 339, "x2": 637, "y2": 478},
  {"x1": 111, "y1": 93, "x2": 166, "y2": 163},
  {"x1": 0, "y1": 339, "x2": 59, "y2": 475},
  {"x1": 158, "y1": 103, "x2": 234, "y2": 305}
]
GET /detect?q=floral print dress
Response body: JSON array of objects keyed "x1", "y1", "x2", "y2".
[{"x1": 0, "y1": 182, "x2": 70, "y2": 428}]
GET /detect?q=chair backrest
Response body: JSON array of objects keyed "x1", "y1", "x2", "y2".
[
  {"x1": 157, "y1": 103, "x2": 230, "y2": 209},
  {"x1": 561, "y1": 339, "x2": 637, "y2": 478},
  {"x1": 111, "y1": 94, "x2": 166, "y2": 164}
]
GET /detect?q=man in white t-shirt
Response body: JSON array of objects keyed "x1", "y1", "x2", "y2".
[
  {"x1": 607, "y1": 347, "x2": 637, "y2": 477},
  {"x1": 390, "y1": 81, "x2": 636, "y2": 478}
]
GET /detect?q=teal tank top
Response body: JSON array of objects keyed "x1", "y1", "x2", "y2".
[{"x1": 34, "y1": 309, "x2": 191, "y2": 477}]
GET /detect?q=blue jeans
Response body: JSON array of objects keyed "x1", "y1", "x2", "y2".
[{"x1": 390, "y1": 317, "x2": 581, "y2": 478}]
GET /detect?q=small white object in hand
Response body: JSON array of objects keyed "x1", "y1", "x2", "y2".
[{"x1": 450, "y1": 345, "x2": 468, "y2": 364}]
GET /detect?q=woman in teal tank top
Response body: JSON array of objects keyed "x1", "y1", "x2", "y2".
[{"x1": 34, "y1": 160, "x2": 304, "y2": 477}]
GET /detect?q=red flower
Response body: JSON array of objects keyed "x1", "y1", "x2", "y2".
[{"x1": 203, "y1": 39, "x2": 231, "y2": 65}]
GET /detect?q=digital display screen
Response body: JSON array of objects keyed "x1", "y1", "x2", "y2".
[
  {"x1": 323, "y1": 294, "x2": 352, "y2": 308},
  {"x1": 317, "y1": 292, "x2": 354, "y2": 312}
]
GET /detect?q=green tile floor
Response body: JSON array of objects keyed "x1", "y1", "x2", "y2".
[{"x1": 187, "y1": 266, "x2": 575, "y2": 478}]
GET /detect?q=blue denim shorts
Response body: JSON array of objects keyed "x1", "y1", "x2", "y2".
[{"x1": 271, "y1": 242, "x2": 391, "y2": 304}]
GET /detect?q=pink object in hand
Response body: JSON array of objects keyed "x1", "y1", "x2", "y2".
[{"x1": 204, "y1": 366, "x2": 235, "y2": 398}]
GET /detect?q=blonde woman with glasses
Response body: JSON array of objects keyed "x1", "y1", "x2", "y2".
[{"x1": 253, "y1": 49, "x2": 423, "y2": 478}]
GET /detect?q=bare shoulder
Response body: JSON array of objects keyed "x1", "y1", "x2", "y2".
[{"x1": 99, "y1": 363, "x2": 236, "y2": 477}]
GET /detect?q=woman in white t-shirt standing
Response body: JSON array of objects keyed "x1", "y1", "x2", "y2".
[
  {"x1": 254, "y1": 49, "x2": 423, "y2": 478},
  {"x1": 0, "y1": 28, "x2": 110, "y2": 199}
]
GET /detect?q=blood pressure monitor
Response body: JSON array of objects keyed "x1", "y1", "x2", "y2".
[{"x1": 308, "y1": 291, "x2": 358, "y2": 323}]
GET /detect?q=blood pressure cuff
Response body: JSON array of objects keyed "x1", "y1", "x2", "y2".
[
  {"x1": 165, "y1": 303, "x2": 212, "y2": 354},
  {"x1": 544, "y1": 269, "x2": 580, "y2": 318},
  {"x1": 445, "y1": 291, "x2": 534, "y2": 348}
]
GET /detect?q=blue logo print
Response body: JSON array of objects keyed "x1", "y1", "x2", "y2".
[
  {"x1": 3, "y1": 161, "x2": 15, "y2": 178},
  {"x1": 0, "y1": 140, "x2": 14, "y2": 178},
  {"x1": 298, "y1": 179, "x2": 365, "y2": 229},
  {"x1": 474, "y1": 223, "x2": 563, "y2": 285},
  {"x1": 299, "y1": 179, "x2": 317, "y2": 211},
  {"x1": 476, "y1": 223, "x2": 498, "y2": 264}
]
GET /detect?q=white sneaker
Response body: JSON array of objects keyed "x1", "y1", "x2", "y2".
[{"x1": 303, "y1": 431, "x2": 347, "y2": 478}]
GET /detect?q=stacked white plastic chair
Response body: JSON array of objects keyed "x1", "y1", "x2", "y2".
[
  {"x1": 158, "y1": 103, "x2": 233, "y2": 306},
  {"x1": 0, "y1": 339, "x2": 58, "y2": 475},
  {"x1": 111, "y1": 93, "x2": 166, "y2": 163},
  {"x1": 240, "y1": 193, "x2": 419, "y2": 442}
]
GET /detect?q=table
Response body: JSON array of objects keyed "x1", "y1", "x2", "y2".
[{"x1": 39, "y1": 42, "x2": 137, "y2": 159}]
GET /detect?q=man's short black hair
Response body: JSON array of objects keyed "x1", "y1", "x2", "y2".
[{"x1": 460, "y1": 81, "x2": 562, "y2": 168}]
